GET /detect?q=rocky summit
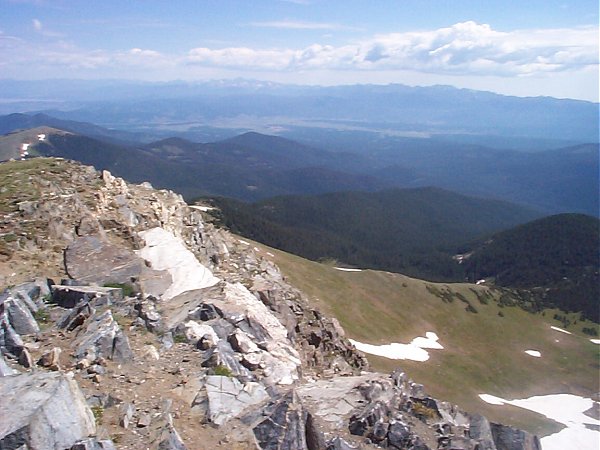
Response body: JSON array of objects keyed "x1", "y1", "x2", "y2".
[{"x1": 0, "y1": 158, "x2": 541, "y2": 450}]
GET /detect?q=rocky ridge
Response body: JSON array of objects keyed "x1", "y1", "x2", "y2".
[{"x1": 0, "y1": 158, "x2": 541, "y2": 449}]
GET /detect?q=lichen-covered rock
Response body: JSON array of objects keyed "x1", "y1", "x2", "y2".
[{"x1": 0, "y1": 371, "x2": 96, "y2": 450}]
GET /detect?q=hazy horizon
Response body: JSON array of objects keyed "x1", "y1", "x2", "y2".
[{"x1": 1, "y1": 0, "x2": 598, "y2": 101}]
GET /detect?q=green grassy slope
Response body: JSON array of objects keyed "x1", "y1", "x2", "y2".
[{"x1": 247, "y1": 238, "x2": 599, "y2": 437}]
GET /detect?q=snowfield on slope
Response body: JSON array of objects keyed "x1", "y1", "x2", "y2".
[
  {"x1": 479, "y1": 393, "x2": 600, "y2": 450},
  {"x1": 349, "y1": 332, "x2": 443, "y2": 362},
  {"x1": 137, "y1": 227, "x2": 220, "y2": 300}
]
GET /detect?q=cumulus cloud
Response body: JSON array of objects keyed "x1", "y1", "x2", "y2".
[
  {"x1": 187, "y1": 21, "x2": 598, "y2": 76},
  {"x1": 1, "y1": 21, "x2": 597, "y2": 96}
]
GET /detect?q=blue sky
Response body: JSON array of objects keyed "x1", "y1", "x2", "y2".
[{"x1": 1, "y1": 0, "x2": 598, "y2": 100}]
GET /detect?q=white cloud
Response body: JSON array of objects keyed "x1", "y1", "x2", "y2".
[
  {"x1": 1, "y1": 21, "x2": 597, "y2": 100},
  {"x1": 187, "y1": 21, "x2": 598, "y2": 77}
]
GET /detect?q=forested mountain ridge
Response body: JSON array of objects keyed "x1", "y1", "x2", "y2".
[
  {"x1": 460, "y1": 213, "x2": 600, "y2": 321},
  {"x1": 208, "y1": 188, "x2": 542, "y2": 281},
  {"x1": 208, "y1": 197, "x2": 599, "y2": 322},
  {"x1": 1, "y1": 117, "x2": 597, "y2": 215}
]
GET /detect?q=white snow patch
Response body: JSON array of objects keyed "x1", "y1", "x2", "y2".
[
  {"x1": 551, "y1": 326, "x2": 572, "y2": 335},
  {"x1": 412, "y1": 332, "x2": 444, "y2": 349},
  {"x1": 189, "y1": 205, "x2": 214, "y2": 212},
  {"x1": 21, "y1": 143, "x2": 30, "y2": 151},
  {"x1": 479, "y1": 393, "x2": 600, "y2": 450},
  {"x1": 478, "y1": 394, "x2": 505, "y2": 405},
  {"x1": 254, "y1": 247, "x2": 260, "y2": 252},
  {"x1": 350, "y1": 332, "x2": 443, "y2": 362},
  {"x1": 238, "y1": 239, "x2": 250, "y2": 245},
  {"x1": 137, "y1": 227, "x2": 219, "y2": 300},
  {"x1": 590, "y1": 339, "x2": 600, "y2": 344},
  {"x1": 37, "y1": 133, "x2": 46, "y2": 141},
  {"x1": 476, "y1": 279, "x2": 486, "y2": 285},
  {"x1": 334, "y1": 267, "x2": 363, "y2": 272},
  {"x1": 266, "y1": 252, "x2": 275, "y2": 257},
  {"x1": 525, "y1": 350, "x2": 541, "y2": 357}
]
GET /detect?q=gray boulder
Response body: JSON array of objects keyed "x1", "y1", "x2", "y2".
[
  {"x1": 0, "y1": 352, "x2": 15, "y2": 376},
  {"x1": 0, "y1": 371, "x2": 96, "y2": 450},
  {"x1": 11, "y1": 279, "x2": 51, "y2": 309},
  {"x1": 203, "y1": 375, "x2": 269, "y2": 426},
  {"x1": 73, "y1": 310, "x2": 133, "y2": 363},
  {"x1": 52, "y1": 285, "x2": 123, "y2": 309},
  {"x1": 69, "y1": 438, "x2": 117, "y2": 450},
  {"x1": 0, "y1": 318, "x2": 24, "y2": 357},
  {"x1": 245, "y1": 391, "x2": 309, "y2": 450},
  {"x1": 327, "y1": 437, "x2": 357, "y2": 450},
  {"x1": 3, "y1": 293, "x2": 39, "y2": 335},
  {"x1": 491, "y1": 423, "x2": 542, "y2": 450},
  {"x1": 470, "y1": 414, "x2": 497, "y2": 450}
]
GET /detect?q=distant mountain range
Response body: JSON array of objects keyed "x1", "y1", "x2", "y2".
[
  {"x1": 0, "y1": 126, "x2": 388, "y2": 200},
  {"x1": 0, "y1": 114, "x2": 597, "y2": 216},
  {"x1": 0, "y1": 113, "x2": 144, "y2": 144},
  {"x1": 1, "y1": 79, "x2": 597, "y2": 145}
]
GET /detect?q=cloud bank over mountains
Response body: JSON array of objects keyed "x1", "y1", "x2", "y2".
[
  {"x1": 188, "y1": 22, "x2": 598, "y2": 76},
  {"x1": 1, "y1": 20, "x2": 597, "y2": 100}
]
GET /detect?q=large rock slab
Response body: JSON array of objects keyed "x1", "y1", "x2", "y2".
[
  {"x1": 0, "y1": 371, "x2": 96, "y2": 449},
  {"x1": 297, "y1": 374, "x2": 388, "y2": 429},
  {"x1": 52, "y1": 285, "x2": 123, "y2": 309},
  {"x1": 203, "y1": 375, "x2": 269, "y2": 426},
  {"x1": 65, "y1": 235, "x2": 146, "y2": 285}
]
